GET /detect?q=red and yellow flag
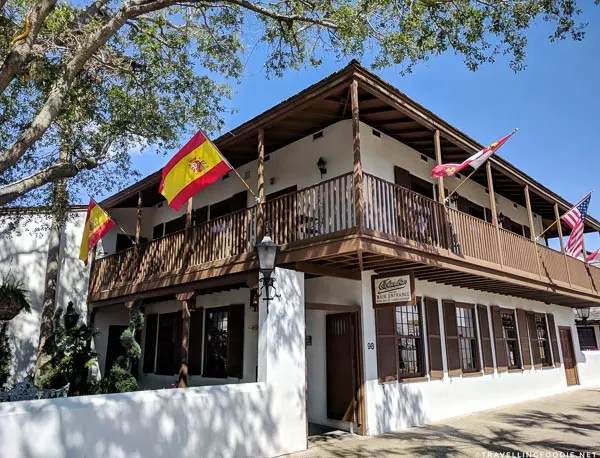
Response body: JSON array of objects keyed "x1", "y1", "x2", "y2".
[
  {"x1": 79, "y1": 199, "x2": 116, "y2": 265},
  {"x1": 159, "y1": 130, "x2": 232, "y2": 211}
]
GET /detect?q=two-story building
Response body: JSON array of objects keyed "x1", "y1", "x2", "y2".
[{"x1": 87, "y1": 61, "x2": 600, "y2": 448}]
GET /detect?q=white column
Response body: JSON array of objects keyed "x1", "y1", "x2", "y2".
[
  {"x1": 360, "y1": 270, "x2": 378, "y2": 435},
  {"x1": 258, "y1": 267, "x2": 306, "y2": 453}
]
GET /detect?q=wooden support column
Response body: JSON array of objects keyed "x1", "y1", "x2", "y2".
[
  {"x1": 135, "y1": 191, "x2": 143, "y2": 245},
  {"x1": 257, "y1": 128, "x2": 265, "y2": 241},
  {"x1": 350, "y1": 80, "x2": 364, "y2": 231},
  {"x1": 177, "y1": 291, "x2": 195, "y2": 388},
  {"x1": 434, "y1": 130, "x2": 445, "y2": 204},
  {"x1": 486, "y1": 162, "x2": 504, "y2": 267},
  {"x1": 186, "y1": 197, "x2": 193, "y2": 229},
  {"x1": 525, "y1": 185, "x2": 543, "y2": 278},
  {"x1": 555, "y1": 203, "x2": 573, "y2": 286}
]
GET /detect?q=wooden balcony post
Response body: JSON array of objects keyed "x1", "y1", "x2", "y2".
[
  {"x1": 135, "y1": 191, "x2": 143, "y2": 245},
  {"x1": 257, "y1": 128, "x2": 265, "y2": 241},
  {"x1": 486, "y1": 162, "x2": 504, "y2": 267},
  {"x1": 525, "y1": 185, "x2": 543, "y2": 278},
  {"x1": 555, "y1": 203, "x2": 573, "y2": 286},
  {"x1": 350, "y1": 80, "x2": 364, "y2": 231},
  {"x1": 177, "y1": 291, "x2": 195, "y2": 388},
  {"x1": 186, "y1": 197, "x2": 193, "y2": 229},
  {"x1": 434, "y1": 130, "x2": 445, "y2": 204}
]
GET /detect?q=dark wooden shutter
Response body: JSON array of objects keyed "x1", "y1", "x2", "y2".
[
  {"x1": 105, "y1": 325, "x2": 127, "y2": 375},
  {"x1": 491, "y1": 306, "x2": 508, "y2": 372},
  {"x1": 457, "y1": 196, "x2": 469, "y2": 214},
  {"x1": 546, "y1": 313, "x2": 561, "y2": 366},
  {"x1": 443, "y1": 300, "x2": 461, "y2": 376},
  {"x1": 164, "y1": 215, "x2": 186, "y2": 236},
  {"x1": 172, "y1": 312, "x2": 183, "y2": 375},
  {"x1": 516, "y1": 309, "x2": 532, "y2": 369},
  {"x1": 227, "y1": 304, "x2": 245, "y2": 379},
  {"x1": 527, "y1": 312, "x2": 541, "y2": 368},
  {"x1": 152, "y1": 223, "x2": 164, "y2": 240},
  {"x1": 523, "y1": 225, "x2": 531, "y2": 239},
  {"x1": 484, "y1": 208, "x2": 493, "y2": 224},
  {"x1": 188, "y1": 308, "x2": 204, "y2": 375},
  {"x1": 425, "y1": 298, "x2": 443, "y2": 379},
  {"x1": 193, "y1": 206, "x2": 209, "y2": 226},
  {"x1": 477, "y1": 305, "x2": 494, "y2": 374},
  {"x1": 375, "y1": 307, "x2": 398, "y2": 382},
  {"x1": 143, "y1": 314, "x2": 158, "y2": 373},
  {"x1": 394, "y1": 166, "x2": 411, "y2": 189}
]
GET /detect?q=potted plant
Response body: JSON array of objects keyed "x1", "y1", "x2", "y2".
[{"x1": 0, "y1": 275, "x2": 31, "y2": 321}]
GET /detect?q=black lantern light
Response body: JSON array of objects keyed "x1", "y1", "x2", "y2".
[
  {"x1": 575, "y1": 307, "x2": 591, "y2": 324},
  {"x1": 64, "y1": 301, "x2": 80, "y2": 329},
  {"x1": 316, "y1": 157, "x2": 327, "y2": 178},
  {"x1": 255, "y1": 224, "x2": 280, "y2": 313}
]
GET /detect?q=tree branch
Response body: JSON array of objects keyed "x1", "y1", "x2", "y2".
[
  {"x1": 0, "y1": 0, "x2": 59, "y2": 94},
  {"x1": 0, "y1": 157, "x2": 97, "y2": 206}
]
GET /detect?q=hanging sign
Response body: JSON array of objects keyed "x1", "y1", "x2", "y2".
[{"x1": 372, "y1": 271, "x2": 415, "y2": 309}]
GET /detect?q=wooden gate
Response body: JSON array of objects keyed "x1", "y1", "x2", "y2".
[
  {"x1": 326, "y1": 313, "x2": 357, "y2": 422},
  {"x1": 559, "y1": 326, "x2": 579, "y2": 386}
]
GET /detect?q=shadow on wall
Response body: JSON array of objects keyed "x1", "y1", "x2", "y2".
[
  {"x1": 0, "y1": 384, "x2": 282, "y2": 458},
  {"x1": 374, "y1": 382, "x2": 425, "y2": 434},
  {"x1": 0, "y1": 212, "x2": 88, "y2": 383}
]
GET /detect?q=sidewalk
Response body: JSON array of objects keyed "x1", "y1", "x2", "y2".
[{"x1": 292, "y1": 387, "x2": 600, "y2": 457}]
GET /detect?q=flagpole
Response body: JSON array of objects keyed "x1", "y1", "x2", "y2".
[
  {"x1": 535, "y1": 192, "x2": 592, "y2": 241},
  {"x1": 443, "y1": 128, "x2": 519, "y2": 205},
  {"x1": 205, "y1": 134, "x2": 260, "y2": 203}
]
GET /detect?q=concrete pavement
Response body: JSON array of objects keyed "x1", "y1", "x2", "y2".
[{"x1": 293, "y1": 387, "x2": 600, "y2": 457}]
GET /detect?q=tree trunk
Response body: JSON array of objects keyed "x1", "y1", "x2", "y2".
[{"x1": 33, "y1": 156, "x2": 69, "y2": 382}]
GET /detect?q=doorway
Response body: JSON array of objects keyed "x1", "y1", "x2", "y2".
[
  {"x1": 559, "y1": 326, "x2": 580, "y2": 386},
  {"x1": 305, "y1": 303, "x2": 365, "y2": 437}
]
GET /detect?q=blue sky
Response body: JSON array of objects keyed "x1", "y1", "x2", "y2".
[{"x1": 130, "y1": 8, "x2": 600, "y2": 250}]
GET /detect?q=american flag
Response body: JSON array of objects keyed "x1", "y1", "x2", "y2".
[{"x1": 561, "y1": 193, "x2": 592, "y2": 258}]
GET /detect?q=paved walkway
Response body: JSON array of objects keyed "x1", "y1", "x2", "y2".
[{"x1": 293, "y1": 387, "x2": 600, "y2": 457}]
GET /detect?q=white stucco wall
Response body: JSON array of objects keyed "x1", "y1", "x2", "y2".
[
  {"x1": 359, "y1": 122, "x2": 545, "y2": 236},
  {"x1": 0, "y1": 268, "x2": 307, "y2": 458},
  {"x1": 360, "y1": 270, "x2": 600, "y2": 435},
  {"x1": 0, "y1": 211, "x2": 89, "y2": 382}
]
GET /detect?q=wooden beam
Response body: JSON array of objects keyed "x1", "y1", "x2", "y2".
[
  {"x1": 434, "y1": 130, "x2": 445, "y2": 204},
  {"x1": 305, "y1": 302, "x2": 360, "y2": 312},
  {"x1": 351, "y1": 80, "x2": 364, "y2": 232},
  {"x1": 257, "y1": 128, "x2": 265, "y2": 241},
  {"x1": 525, "y1": 185, "x2": 543, "y2": 278},
  {"x1": 177, "y1": 293, "x2": 195, "y2": 388},
  {"x1": 135, "y1": 191, "x2": 142, "y2": 245},
  {"x1": 186, "y1": 196, "x2": 193, "y2": 229},
  {"x1": 295, "y1": 261, "x2": 360, "y2": 280},
  {"x1": 486, "y1": 162, "x2": 504, "y2": 267}
]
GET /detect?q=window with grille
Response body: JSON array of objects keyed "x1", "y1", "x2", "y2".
[
  {"x1": 535, "y1": 314, "x2": 552, "y2": 366},
  {"x1": 395, "y1": 304, "x2": 423, "y2": 378},
  {"x1": 501, "y1": 311, "x2": 521, "y2": 369},
  {"x1": 577, "y1": 327, "x2": 598, "y2": 351},
  {"x1": 456, "y1": 306, "x2": 479, "y2": 372}
]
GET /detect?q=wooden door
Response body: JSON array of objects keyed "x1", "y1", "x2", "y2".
[
  {"x1": 326, "y1": 313, "x2": 356, "y2": 422},
  {"x1": 559, "y1": 326, "x2": 579, "y2": 386}
]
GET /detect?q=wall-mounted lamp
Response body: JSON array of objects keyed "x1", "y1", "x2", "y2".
[
  {"x1": 575, "y1": 307, "x2": 590, "y2": 324},
  {"x1": 250, "y1": 288, "x2": 259, "y2": 313},
  {"x1": 317, "y1": 157, "x2": 327, "y2": 179},
  {"x1": 255, "y1": 223, "x2": 280, "y2": 313}
]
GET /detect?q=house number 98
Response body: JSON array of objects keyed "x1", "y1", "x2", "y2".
[{"x1": 367, "y1": 342, "x2": 374, "y2": 350}]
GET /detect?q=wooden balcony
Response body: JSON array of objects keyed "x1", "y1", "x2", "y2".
[{"x1": 89, "y1": 172, "x2": 600, "y2": 306}]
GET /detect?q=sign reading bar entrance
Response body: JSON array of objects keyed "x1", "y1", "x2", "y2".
[{"x1": 372, "y1": 271, "x2": 415, "y2": 309}]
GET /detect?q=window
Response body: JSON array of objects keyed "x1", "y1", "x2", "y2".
[
  {"x1": 501, "y1": 310, "x2": 521, "y2": 369},
  {"x1": 395, "y1": 304, "x2": 423, "y2": 378},
  {"x1": 456, "y1": 306, "x2": 479, "y2": 372},
  {"x1": 155, "y1": 312, "x2": 181, "y2": 375},
  {"x1": 578, "y1": 327, "x2": 598, "y2": 351},
  {"x1": 535, "y1": 314, "x2": 552, "y2": 366},
  {"x1": 203, "y1": 305, "x2": 245, "y2": 379},
  {"x1": 164, "y1": 215, "x2": 186, "y2": 235}
]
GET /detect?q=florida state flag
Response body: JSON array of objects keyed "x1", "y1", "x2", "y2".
[
  {"x1": 159, "y1": 130, "x2": 232, "y2": 211},
  {"x1": 79, "y1": 199, "x2": 116, "y2": 265},
  {"x1": 431, "y1": 129, "x2": 517, "y2": 178}
]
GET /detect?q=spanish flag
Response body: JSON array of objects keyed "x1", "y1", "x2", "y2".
[
  {"x1": 159, "y1": 130, "x2": 233, "y2": 211},
  {"x1": 79, "y1": 199, "x2": 116, "y2": 265}
]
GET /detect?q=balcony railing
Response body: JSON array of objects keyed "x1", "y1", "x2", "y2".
[{"x1": 90, "y1": 171, "x2": 600, "y2": 298}]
